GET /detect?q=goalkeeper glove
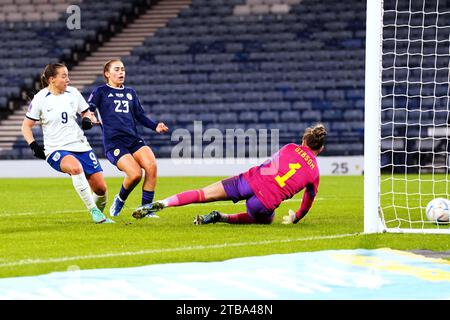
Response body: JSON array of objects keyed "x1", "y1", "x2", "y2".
[
  {"x1": 282, "y1": 209, "x2": 299, "y2": 225},
  {"x1": 29, "y1": 141, "x2": 46, "y2": 160},
  {"x1": 81, "y1": 117, "x2": 93, "y2": 130}
]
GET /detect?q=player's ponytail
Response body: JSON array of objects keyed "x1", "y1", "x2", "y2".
[
  {"x1": 41, "y1": 63, "x2": 66, "y2": 88},
  {"x1": 303, "y1": 123, "x2": 327, "y2": 151}
]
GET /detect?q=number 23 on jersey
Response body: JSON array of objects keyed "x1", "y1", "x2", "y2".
[{"x1": 114, "y1": 100, "x2": 129, "y2": 113}]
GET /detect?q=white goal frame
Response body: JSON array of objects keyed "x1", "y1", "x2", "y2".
[{"x1": 364, "y1": 0, "x2": 450, "y2": 234}]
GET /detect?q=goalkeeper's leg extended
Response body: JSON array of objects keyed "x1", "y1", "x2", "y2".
[{"x1": 131, "y1": 181, "x2": 229, "y2": 219}]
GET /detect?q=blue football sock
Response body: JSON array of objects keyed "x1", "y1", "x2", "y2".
[
  {"x1": 142, "y1": 190, "x2": 155, "y2": 206},
  {"x1": 119, "y1": 185, "x2": 132, "y2": 201}
]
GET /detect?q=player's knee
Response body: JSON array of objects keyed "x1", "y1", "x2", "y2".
[
  {"x1": 93, "y1": 184, "x2": 107, "y2": 196},
  {"x1": 69, "y1": 165, "x2": 83, "y2": 175},
  {"x1": 129, "y1": 171, "x2": 142, "y2": 184},
  {"x1": 265, "y1": 216, "x2": 275, "y2": 224},
  {"x1": 144, "y1": 162, "x2": 157, "y2": 178},
  {"x1": 265, "y1": 212, "x2": 275, "y2": 224},
  {"x1": 255, "y1": 214, "x2": 274, "y2": 224}
]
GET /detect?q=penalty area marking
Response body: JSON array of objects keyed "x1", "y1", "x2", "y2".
[{"x1": 0, "y1": 233, "x2": 360, "y2": 268}]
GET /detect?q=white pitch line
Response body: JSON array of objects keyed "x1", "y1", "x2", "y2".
[
  {"x1": 0, "y1": 210, "x2": 86, "y2": 217},
  {"x1": 0, "y1": 233, "x2": 360, "y2": 268}
]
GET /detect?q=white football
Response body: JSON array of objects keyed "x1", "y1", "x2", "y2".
[{"x1": 425, "y1": 198, "x2": 450, "y2": 224}]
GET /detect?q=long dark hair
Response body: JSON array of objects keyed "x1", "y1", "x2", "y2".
[
  {"x1": 41, "y1": 63, "x2": 66, "y2": 88},
  {"x1": 302, "y1": 123, "x2": 327, "y2": 151}
]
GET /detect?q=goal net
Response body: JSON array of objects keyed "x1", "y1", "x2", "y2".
[{"x1": 365, "y1": 0, "x2": 450, "y2": 233}]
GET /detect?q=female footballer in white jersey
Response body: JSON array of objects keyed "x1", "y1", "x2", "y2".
[{"x1": 21, "y1": 63, "x2": 114, "y2": 224}]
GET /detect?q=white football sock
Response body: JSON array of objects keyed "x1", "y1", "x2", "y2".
[
  {"x1": 93, "y1": 192, "x2": 107, "y2": 212},
  {"x1": 71, "y1": 173, "x2": 96, "y2": 210}
]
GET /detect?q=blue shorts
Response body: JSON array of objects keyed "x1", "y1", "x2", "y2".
[
  {"x1": 47, "y1": 150, "x2": 103, "y2": 176},
  {"x1": 221, "y1": 174, "x2": 274, "y2": 223},
  {"x1": 105, "y1": 138, "x2": 146, "y2": 166}
]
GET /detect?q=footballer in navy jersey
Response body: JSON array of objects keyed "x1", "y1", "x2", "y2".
[
  {"x1": 88, "y1": 60, "x2": 169, "y2": 217},
  {"x1": 88, "y1": 84, "x2": 158, "y2": 152},
  {"x1": 88, "y1": 84, "x2": 157, "y2": 153}
]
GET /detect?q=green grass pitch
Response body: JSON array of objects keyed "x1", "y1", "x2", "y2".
[{"x1": 0, "y1": 176, "x2": 449, "y2": 278}]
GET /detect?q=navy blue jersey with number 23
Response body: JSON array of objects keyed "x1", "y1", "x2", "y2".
[{"x1": 88, "y1": 84, "x2": 158, "y2": 152}]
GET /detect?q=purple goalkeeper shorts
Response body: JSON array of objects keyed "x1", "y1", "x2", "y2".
[{"x1": 221, "y1": 174, "x2": 274, "y2": 223}]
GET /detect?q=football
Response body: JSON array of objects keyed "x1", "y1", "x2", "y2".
[{"x1": 425, "y1": 198, "x2": 450, "y2": 224}]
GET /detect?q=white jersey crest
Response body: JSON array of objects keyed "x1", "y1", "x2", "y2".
[{"x1": 26, "y1": 86, "x2": 92, "y2": 156}]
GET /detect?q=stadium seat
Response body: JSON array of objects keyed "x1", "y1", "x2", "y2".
[
  {"x1": 260, "y1": 111, "x2": 279, "y2": 123},
  {"x1": 292, "y1": 101, "x2": 312, "y2": 111},
  {"x1": 280, "y1": 111, "x2": 300, "y2": 122},
  {"x1": 343, "y1": 109, "x2": 364, "y2": 121},
  {"x1": 218, "y1": 112, "x2": 238, "y2": 123},
  {"x1": 239, "y1": 111, "x2": 259, "y2": 123},
  {"x1": 301, "y1": 110, "x2": 322, "y2": 122},
  {"x1": 322, "y1": 109, "x2": 343, "y2": 121}
]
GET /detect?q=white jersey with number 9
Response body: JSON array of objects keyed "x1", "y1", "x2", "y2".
[{"x1": 26, "y1": 86, "x2": 92, "y2": 156}]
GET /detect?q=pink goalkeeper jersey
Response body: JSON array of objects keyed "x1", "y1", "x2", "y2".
[{"x1": 243, "y1": 143, "x2": 320, "y2": 219}]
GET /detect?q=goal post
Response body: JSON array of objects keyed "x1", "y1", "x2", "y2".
[
  {"x1": 364, "y1": 0, "x2": 450, "y2": 234},
  {"x1": 364, "y1": 0, "x2": 385, "y2": 233}
]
